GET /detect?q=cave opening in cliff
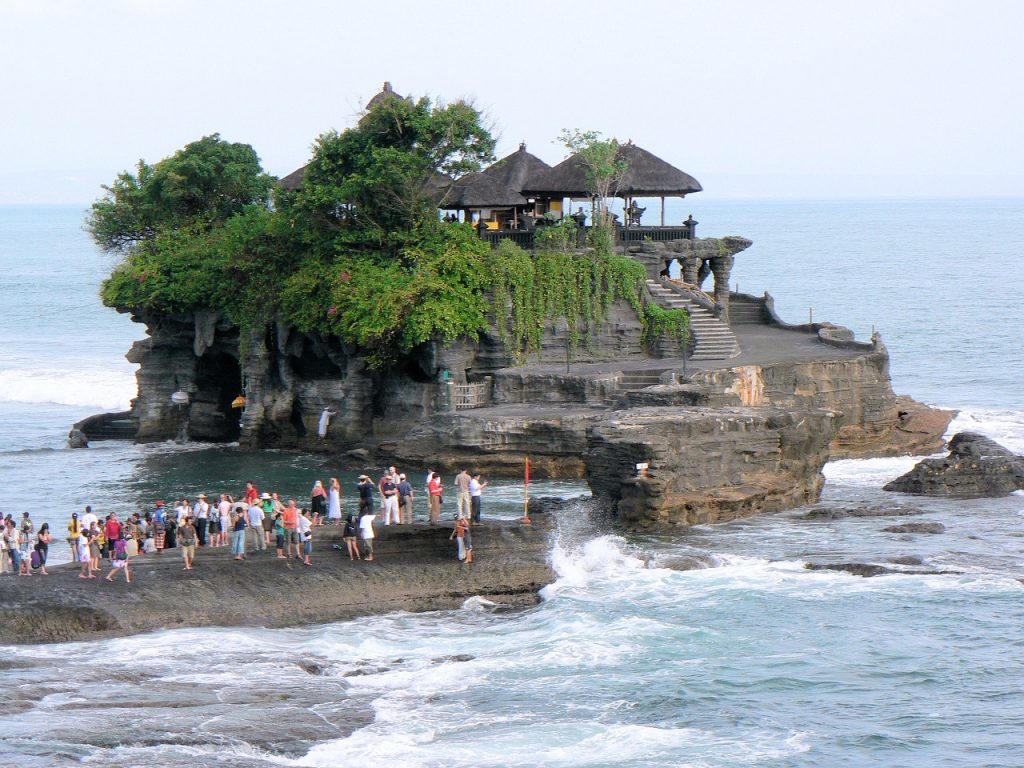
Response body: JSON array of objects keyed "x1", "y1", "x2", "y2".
[{"x1": 194, "y1": 351, "x2": 243, "y2": 441}]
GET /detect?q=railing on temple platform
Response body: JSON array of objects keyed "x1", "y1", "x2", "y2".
[
  {"x1": 617, "y1": 226, "x2": 693, "y2": 243},
  {"x1": 480, "y1": 230, "x2": 535, "y2": 249},
  {"x1": 450, "y1": 379, "x2": 492, "y2": 410},
  {"x1": 479, "y1": 224, "x2": 695, "y2": 249}
]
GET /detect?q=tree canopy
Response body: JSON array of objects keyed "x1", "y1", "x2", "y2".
[{"x1": 87, "y1": 134, "x2": 275, "y2": 253}]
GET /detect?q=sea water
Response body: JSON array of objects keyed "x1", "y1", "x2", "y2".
[{"x1": 0, "y1": 201, "x2": 1022, "y2": 767}]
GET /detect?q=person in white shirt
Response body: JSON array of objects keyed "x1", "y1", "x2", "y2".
[
  {"x1": 297, "y1": 510, "x2": 313, "y2": 565},
  {"x1": 358, "y1": 509, "x2": 375, "y2": 561},
  {"x1": 469, "y1": 474, "x2": 488, "y2": 524},
  {"x1": 246, "y1": 501, "x2": 266, "y2": 551},
  {"x1": 194, "y1": 493, "x2": 210, "y2": 546},
  {"x1": 80, "y1": 506, "x2": 98, "y2": 532}
]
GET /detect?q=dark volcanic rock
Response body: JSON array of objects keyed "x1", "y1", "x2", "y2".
[
  {"x1": 0, "y1": 522, "x2": 552, "y2": 645},
  {"x1": 884, "y1": 432, "x2": 1024, "y2": 498},
  {"x1": 881, "y1": 521, "x2": 946, "y2": 534},
  {"x1": 804, "y1": 504, "x2": 927, "y2": 520},
  {"x1": 585, "y1": 405, "x2": 836, "y2": 527},
  {"x1": 805, "y1": 561, "x2": 958, "y2": 577}
]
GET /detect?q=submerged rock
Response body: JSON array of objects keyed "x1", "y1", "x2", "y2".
[
  {"x1": 884, "y1": 432, "x2": 1024, "y2": 498},
  {"x1": 803, "y1": 504, "x2": 926, "y2": 520},
  {"x1": 881, "y1": 521, "x2": 946, "y2": 534}
]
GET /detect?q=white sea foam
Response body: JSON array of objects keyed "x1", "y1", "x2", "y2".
[
  {"x1": 946, "y1": 407, "x2": 1024, "y2": 453},
  {"x1": 0, "y1": 365, "x2": 136, "y2": 409}
]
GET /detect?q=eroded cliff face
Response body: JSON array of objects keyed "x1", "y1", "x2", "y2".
[
  {"x1": 585, "y1": 406, "x2": 835, "y2": 527},
  {"x1": 122, "y1": 297, "x2": 650, "y2": 448}
]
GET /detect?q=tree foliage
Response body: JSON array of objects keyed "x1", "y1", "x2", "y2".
[
  {"x1": 558, "y1": 128, "x2": 628, "y2": 230},
  {"x1": 87, "y1": 134, "x2": 275, "y2": 253},
  {"x1": 283, "y1": 96, "x2": 494, "y2": 254}
]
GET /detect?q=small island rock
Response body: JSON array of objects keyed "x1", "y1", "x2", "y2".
[{"x1": 883, "y1": 432, "x2": 1024, "y2": 498}]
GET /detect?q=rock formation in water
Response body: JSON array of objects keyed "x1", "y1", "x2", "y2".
[
  {"x1": 87, "y1": 239, "x2": 955, "y2": 528},
  {"x1": 884, "y1": 432, "x2": 1024, "y2": 497}
]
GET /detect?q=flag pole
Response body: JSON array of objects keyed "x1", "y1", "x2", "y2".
[{"x1": 521, "y1": 456, "x2": 532, "y2": 524}]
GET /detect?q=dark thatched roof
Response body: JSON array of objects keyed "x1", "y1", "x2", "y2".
[
  {"x1": 364, "y1": 81, "x2": 407, "y2": 111},
  {"x1": 278, "y1": 164, "x2": 307, "y2": 192},
  {"x1": 479, "y1": 143, "x2": 550, "y2": 193},
  {"x1": 439, "y1": 174, "x2": 526, "y2": 209},
  {"x1": 524, "y1": 142, "x2": 702, "y2": 198}
]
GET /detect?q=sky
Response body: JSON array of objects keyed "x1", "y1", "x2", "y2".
[{"x1": 2, "y1": 0, "x2": 1023, "y2": 204}]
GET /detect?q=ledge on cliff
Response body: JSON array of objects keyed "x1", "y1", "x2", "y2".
[{"x1": 0, "y1": 522, "x2": 553, "y2": 645}]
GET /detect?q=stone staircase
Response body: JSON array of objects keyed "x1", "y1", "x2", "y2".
[
  {"x1": 618, "y1": 369, "x2": 670, "y2": 392},
  {"x1": 728, "y1": 296, "x2": 767, "y2": 325},
  {"x1": 645, "y1": 280, "x2": 740, "y2": 360}
]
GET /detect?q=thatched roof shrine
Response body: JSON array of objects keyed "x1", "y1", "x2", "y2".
[
  {"x1": 440, "y1": 174, "x2": 527, "y2": 209},
  {"x1": 525, "y1": 141, "x2": 702, "y2": 198}
]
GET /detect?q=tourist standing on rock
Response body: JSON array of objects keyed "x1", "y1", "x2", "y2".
[
  {"x1": 194, "y1": 494, "x2": 209, "y2": 546},
  {"x1": 397, "y1": 474, "x2": 414, "y2": 524},
  {"x1": 0, "y1": 522, "x2": 9, "y2": 575},
  {"x1": 381, "y1": 473, "x2": 399, "y2": 526},
  {"x1": 246, "y1": 498, "x2": 265, "y2": 552},
  {"x1": 359, "y1": 505, "x2": 375, "y2": 561},
  {"x1": 428, "y1": 472, "x2": 443, "y2": 525},
  {"x1": 311, "y1": 480, "x2": 328, "y2": 526},
  {"x1": 217, "y1": 495, "x2": 231, "y2": 547},
  {"x1": 454, "y1": 469, "x2": 472, "y2": 520},
  {"x1": 231, "y1": 505, "x2": 248, "y2": 561},
  {"x1": 105, "y1": 534, "x2": 130, "y2": 583},
  {"x1": 77, "y1": 525, "x2": 93, "y2": 578},
  {"x1": 4, "y1": 519, "x2": 21, "y2": 575},
  {"x1": 470, "y1": 474, "x2": 487, "y2": 523},
  {"x1": 17, "y1": 522, "x2": 33, "y2": 576},
  {"x1": 66, "y1": 512, "x2": 82, "y2": 561},
  {"x1": 282, "y1": 499, "x2": 301, "y2": 558},
  {"x1": 357, "y1": 475, "x2": 374, "y2": 516},
  {"x1": 273, "y1": 512, "x2": 286, "y2": 558},
  {"x1": 34, "y1": 523, "x2": 51, "y2": 575},
  {"x1": 450, "y1": 516, "x2": 472, "y2": 563},
  {"x1": 342, "y1": 508, "x2": 360, "y2": 560},
  {"x1": 80, "y1": 505, "x2": 98, "y2": 534},
  {"x1": 179, "y1": 516, "x2": 197, "y2": 570},
  {"x1": 104, "y1": 514, "x2": 122, "y2": 565},
  {"x1": 152, "y1": 501, "x2": 167, "y2": 551},
  {"x1": 299, "y1": 509, "x2": 313, "y2": 566},
  {"x1": 328, "y1": 477, "x2": 342, "y2": 525},
  {"x1": 20, "y1": 511, "x2": 34, "y2": 538},
  {"x1": 244, "y1": 481, "x2": 259, "y2": 506},
  {"x1": 88, "y1": 522, "x2": 102, "y2": 573}
]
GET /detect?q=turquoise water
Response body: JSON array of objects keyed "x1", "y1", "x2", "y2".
[{"x1": 1, "y1": 203, "x2": 1022, "y2": 767}]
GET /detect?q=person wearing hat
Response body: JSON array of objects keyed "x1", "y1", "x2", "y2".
[
  {"x1": 194, "y1": 493, "x2": 210, "y2": 547},
  {"x1": 397, "y1": 474, "x2": 414, "y2": 524}
]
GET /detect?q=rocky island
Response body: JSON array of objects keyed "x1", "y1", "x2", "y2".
[{"x1": 76, "y1": 83, "x2": 953, "y2": 529}]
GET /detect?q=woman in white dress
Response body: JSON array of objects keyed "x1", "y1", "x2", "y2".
[{"x1": 327, "y1": 477, "x2": 342, "y2": 525}]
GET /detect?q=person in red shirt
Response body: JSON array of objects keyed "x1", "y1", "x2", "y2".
[
  {"x1": 428, "y1": 472, "x2": 443, "y2": 525},
  {"x1": 244, "y1": 481, "x2": 259, "y2": 505},
  {"x1": 104, "y1": 514, "x2": 122, "y2": 565}
]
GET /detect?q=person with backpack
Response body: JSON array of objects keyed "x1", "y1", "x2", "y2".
[{"x1": 342, "y1": 508, "x2": 361, "y2": 560}]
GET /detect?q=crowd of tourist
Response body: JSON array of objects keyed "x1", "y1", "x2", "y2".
[{"x1": 0, "y1": 466, "x2": 490, "y2": 580}]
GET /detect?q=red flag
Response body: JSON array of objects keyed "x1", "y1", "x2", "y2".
[{"x1": 524, "y1": 456, "x2": 530, "y2": 488}]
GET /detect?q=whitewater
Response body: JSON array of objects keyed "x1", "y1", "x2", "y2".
[{"x1": 0, "y1": 201, "x2": 1022, "y2": 767}]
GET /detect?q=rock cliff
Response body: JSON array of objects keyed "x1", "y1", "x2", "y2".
[
  {"x1": 884, "y1": 432, "x2": 1024, "y2": 497},
  {"x1": 90, "y1": 239, "x2": 954, "y2": 529}
]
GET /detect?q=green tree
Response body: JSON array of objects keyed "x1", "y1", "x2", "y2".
[
  {"x1": 284, "y1": 95, "x2": 495, "y2": 254},
  {"x1": 557, "y1": 129, "x2": 628, "y2": 231},
  {"x1": 87, "y1": 134, "x2": 275, "y2": 253}
]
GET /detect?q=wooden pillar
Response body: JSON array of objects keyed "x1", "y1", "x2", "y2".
[{"x1": 660, "y1": 196, "x2": 665, "y2": 226}]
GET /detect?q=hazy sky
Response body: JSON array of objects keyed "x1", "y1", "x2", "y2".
[{"x1": 2, "y1": 0, "x2": 1022, "y2": 204}]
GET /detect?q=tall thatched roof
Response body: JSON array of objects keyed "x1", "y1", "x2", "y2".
[
  {"x1": 480, "y1": 143, "x2": 550, "y2": 193},
  {"x1": 525, "y1": 141, "x2": 702, "y2": 198},
  {"x1": 439, "y1": 174, "x2": 526, "y2": 209}
]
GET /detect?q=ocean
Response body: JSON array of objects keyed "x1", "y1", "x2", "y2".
[{"x1": 0, "y1": 200, "x2": 1022, "y2": 767}]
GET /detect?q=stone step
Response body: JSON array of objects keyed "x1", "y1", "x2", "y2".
[{"x1": 645, "y1": 280, "x2": 740, "y2": 361}]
